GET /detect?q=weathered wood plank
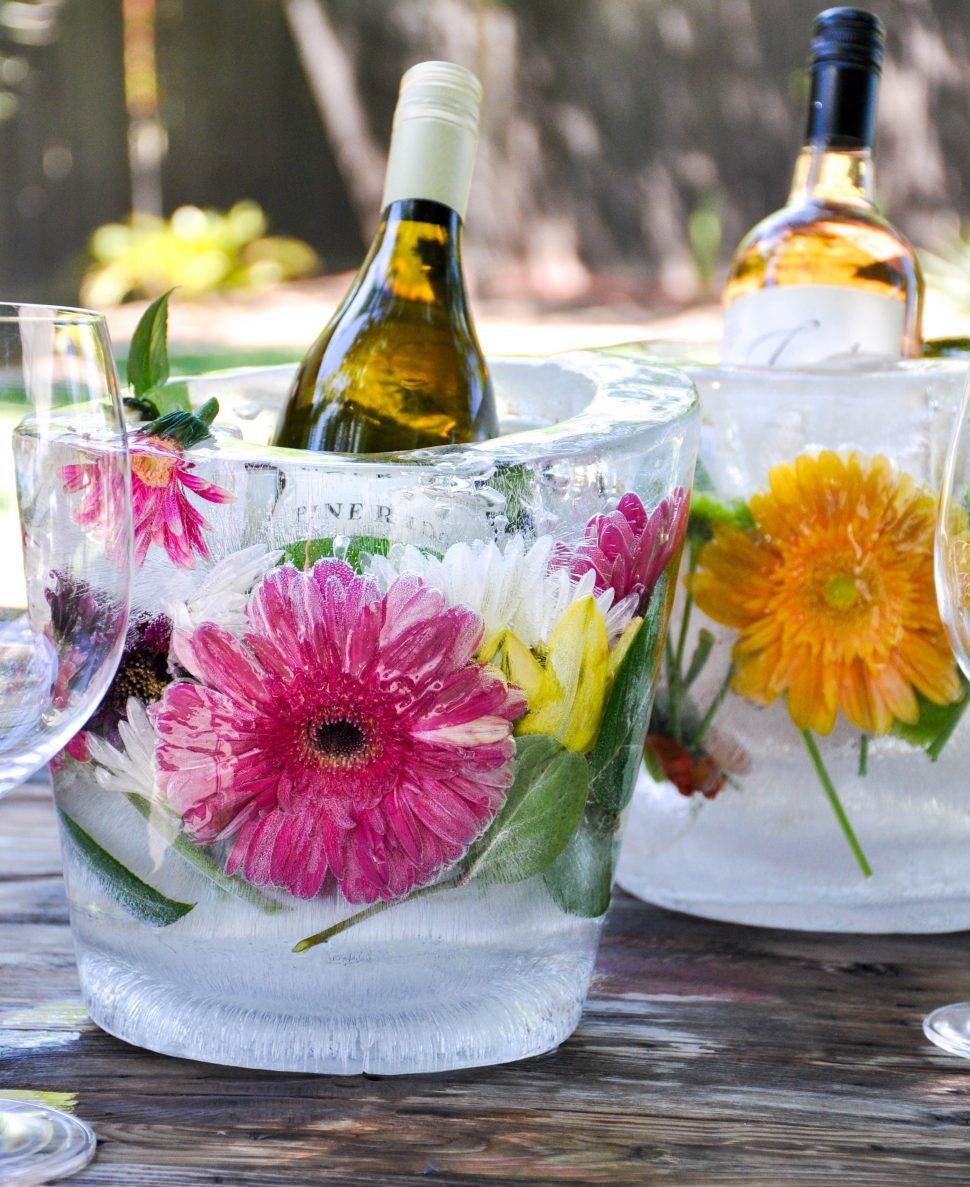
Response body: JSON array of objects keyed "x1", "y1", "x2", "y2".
[{"x1": 2, "y1": 785, "x2": 969, "y2": 1185}]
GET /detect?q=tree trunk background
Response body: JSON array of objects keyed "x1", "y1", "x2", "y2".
[{"x1": 0, "y1": 0, "x2": 967, "y2": 303}]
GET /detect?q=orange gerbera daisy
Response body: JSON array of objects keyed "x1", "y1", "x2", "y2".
[{"x1": 689, "y1": 451, "x2": 962, "y2": 736}]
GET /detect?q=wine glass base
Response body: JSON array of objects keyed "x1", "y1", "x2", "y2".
[
  {"x1": 923, "y1": 1003, "x2": 970, "y2": 1060},
  {"x1": 0, "y1": 1098, "x2": 96, "y2": 1186}
]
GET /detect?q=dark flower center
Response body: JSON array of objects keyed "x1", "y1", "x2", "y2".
[
  {"x1": 116, "y1": 656, "x2": 169, "y2": 705},
  {"x1": 314, "y1": 718, "x2": 367, "y2": 760}
]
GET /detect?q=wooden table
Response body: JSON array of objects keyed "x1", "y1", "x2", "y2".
[{"x1": 3, "y1": 782, "x2": 969, "y2": 1186}]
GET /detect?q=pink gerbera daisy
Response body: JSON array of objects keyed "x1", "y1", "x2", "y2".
[
  {"x1": 564, "y1": 490, "x2": 689, "y2": 606},
  {"x1": 152, "y1": 560, "x2": 525, "y2": 904},
  {"x1": 62, "y1": 435, "x2": 231, "y2": 569}
]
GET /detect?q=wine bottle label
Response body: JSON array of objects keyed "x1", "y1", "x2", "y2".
[{"x1": 722, "y1": 284, "x2": 905, "y2": 366}]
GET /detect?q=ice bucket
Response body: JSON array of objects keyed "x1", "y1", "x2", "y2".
[
  {"x1": 615, "y1": 344, "x2": 970, "y2": 932},
  {"x1": 48, "y1": 351, "x2": 697, "y2": 1073}
]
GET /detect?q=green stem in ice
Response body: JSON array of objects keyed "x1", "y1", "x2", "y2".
[
  {"x1": 682, "y1": 629, "x2": 714, "y2": 692},
  {"x1": 801, "y1": 730, "x2": 872, "y2": 878},
  {"x1": 293, "y1": 872, "x2": 466, "y2": 953},
  {"x1": 858, "y1": 734, "x2": 869, "y2": 778},
  {"x1": 668, "y1": 542, "x2": 699, "y2": 745},
  {"x1": 673, "y1": 541, "x2": 699, "y2": 675},
  {"x1": 690, "y1": 664, "x2": 735, "y2": 749},
  {"x1": 125, "y1": 793, "x2": 285, "y2": 914},
  {"x1": 927, "y1": 694, "x2": 970, "y2": 761}
]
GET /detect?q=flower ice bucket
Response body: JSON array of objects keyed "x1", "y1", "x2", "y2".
[
  {"x1": 50, "y1": 352, "x2": 697, "y2": 1074},
  {"x1": 616, "y1": 345, "x2": 970, "y2": 933}
]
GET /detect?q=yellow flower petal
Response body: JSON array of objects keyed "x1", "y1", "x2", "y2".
[
  {"x1": 608, "y1": 616, "x2": 642, "y2": 680},
  {"x1": 516, "y1": 596, "x2": 610, "y2": 752}
]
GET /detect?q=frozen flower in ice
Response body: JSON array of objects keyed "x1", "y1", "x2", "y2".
[
  {"x1": 87, "y1": 613, "x2": 172, "y2": 746},
  {"x1": 500, "y1": 596, "x2": 609, "y2": 752},
  {"x1": 562, "y1": 490, "x2": 689, "y2": 607},
  {"x1": 483, "y1": 596, "x2": 641, "y2": 753},
  {"x1": 164, "y1": 544, "x2": 283, "y2": 637},
  {"x1": 50, "y1": 729, "x2": 91, "y2": 774},
  {"x1": 62, "y1": 434, "x2": 232, "y2": 570},
  {"x1": 691, "y1": 451, "x2": 962, "y2": 736},
  {"x1": 367, "y1": 535, "x2": 636, "y2": 649},
  {"x1": 45, "y1": 572, "x2": 127, "y2": 767},
  {"x1": 87, "y1": 697, "x2": 159, "y2": 802},
  {"x1": 644, "y1": 735, "x2": 725, "y2": 800},
  {"x1": 152, "y1": 560, "x2": 525, "y2": 904}
]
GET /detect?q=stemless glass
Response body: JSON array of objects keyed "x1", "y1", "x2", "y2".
[
  {"x1": 0, "y1": 305, "x2": 131, "y2": 1184},
  {"x1": 927, "y1": 365, "x2": 970, "y2": 1059}
]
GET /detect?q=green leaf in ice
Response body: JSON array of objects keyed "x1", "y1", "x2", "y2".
[
  {"x1": 688, "y1": 492, "x2": 754, "y2": 545},
  {"x1": 140, "y1": 378, "x2": 193, "y2": 417},
  {"x1": 57, "y1": 807, "x2": 194, "y2": 928},
  {"x1": 283, "y1": 535, "x2": 391, "y2": 574},
  {"x1": 543, "y1": 805, "x2": 619, "y2": 918},
  {"x1": 123, "y1": 794, "x2": 284, "y2": 914},
  {"x1": 488, "y1": 462, "x2": 535, "y2": 534},
  {"x1": 123, "y1": 395, "x2": 162, "y2": 421},
  {"x1": 464, "y1": 735, "x2": 588, "y2": 885},
  {"x1": 890, "y1": 674, "x2": 970, "y2": 761},
  {"x1": 589, "y1": 574, "x2": 668, "y2": 812},
  {"x1": 142, "y1": 397, "x2": 219, "y2": 450},
  {"x1": 693, "y1": 455, "x2": 716, "y2": 495},
  {"x1": 127, "y1": 288, "x2": 173, "y2": 396}
]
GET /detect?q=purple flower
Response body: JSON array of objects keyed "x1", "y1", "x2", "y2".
[{"x1": 563, "y1": 490, "x2": 689, "y2": 607}]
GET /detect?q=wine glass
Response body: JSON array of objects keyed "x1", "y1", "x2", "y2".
[
  {"x1": 927, "y1": 365, "x2": 970, "y2": 1059},
  {"x1": 0, "y1": 305, "x2": 131, "y2": 1183}
]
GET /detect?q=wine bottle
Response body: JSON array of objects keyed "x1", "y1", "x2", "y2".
[
  {"x1": 273, "y1": 61, "x2": 497, "y2": 453},
  {"x1": 722, "y1": 7, "x2": 922, "y2": 366}
]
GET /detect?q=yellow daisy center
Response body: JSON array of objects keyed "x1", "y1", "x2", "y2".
[
  {"x1": 132, "y1": 438, "x2": 180, "y2": 488},
  {"x1": 822, "y1": 572, "x2": 862, "y2": 612}
]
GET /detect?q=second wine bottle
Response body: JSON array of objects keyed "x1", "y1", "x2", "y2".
[{"x1": 273, "y1": 60, "x2": 498, "y2": 454}]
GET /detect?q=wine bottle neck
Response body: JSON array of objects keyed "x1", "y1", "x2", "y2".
[
  {"x1": 365, "y1": 198, "x2": 464, "y2": 305},
  {"x1": 805, "y1": 55, "x2": 879, "y2": 149},
  {"x1": 789, "y1": 15, "x2": 882, "y2": 210},
  {"x1": 788, "y1": 144, "x2": 875, "y2": 207},
  {"x1": 380, "y1": 91, "x2": 480, "y2": 219}
]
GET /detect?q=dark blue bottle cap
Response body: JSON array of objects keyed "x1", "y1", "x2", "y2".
[{"x1": 811, "y1": 7, "x2": 885, "y2": 72}]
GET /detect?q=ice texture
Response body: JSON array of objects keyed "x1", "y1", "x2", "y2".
[
  {"x1": 52, "y1": 355, "x2": 697, "y2": 1072},
  {"x1": 618, "y1": 355, "x2": 970, "y2": 932}
]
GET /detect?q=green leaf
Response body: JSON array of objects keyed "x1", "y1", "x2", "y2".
[
  {"x1": 589, "y1": 574, "x2": 668, "y2": 812},
  {"x1": 464, "y1": 735, "x2": 588, "y2": 884},
  {"x1": 688, "y1": 492, "x2": 754, "y2": 544},
  {"x1": 141, "y1": 379, "x2": 192, "y2": 416},
  {"x1": 124, "y1": 794, "x2": 284, "y2": 915},
  {"x1": 890, "y1": 676, "x2": 970, "y2": 760},
  {"x1": 142, "y1": 398, "x2": 219, "y2": 449},
  {"x1": 282, "y1": 535, "x2": 391, "y2": 574},
  {"x1": 543, "y1": 807, "x2": 618, "y2": 917},
  {"x1": 123, "y1": 395, "x2": 161, "y2": 421},
  {"x1": 57, "y1": 807, "x2": 195, "y2": 927},
  {"x1": 127, "y1": 289, "x2": 173, "y2": 396},
  {"x1": 488, "y1": 462, "x2": 535, "y2": 534}
]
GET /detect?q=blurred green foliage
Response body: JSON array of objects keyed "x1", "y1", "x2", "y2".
[
  {"x1": 117, "y1": 347, "x2": 300, "y2": 384},
  {"x1": 81, "y1": 200, "x2": 319, "y2": 306},
  {"x1": 922, "y1": 233, "x2": 970, "y2": 315},
  {"x1": 687, "y1": 189, "x2": 723, "y2": 289}
]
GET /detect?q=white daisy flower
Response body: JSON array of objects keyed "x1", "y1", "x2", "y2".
[
  {"x1": 87, "y1": 697, "x2": 159, "y2": 802},
  {"x1": 163, "y1": 543, "x2": 283, "y2": 637},
  {"x1": 367, "y1": 536, "x2": 637, "y2": 648}
]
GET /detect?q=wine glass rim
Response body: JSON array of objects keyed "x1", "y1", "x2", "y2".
[{"x1": 0, "y1": 301, "x2": 106, "y2": 326}]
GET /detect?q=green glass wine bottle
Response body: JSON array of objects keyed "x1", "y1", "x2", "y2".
[{"x1": 273, "y1": 61, "x2": 498, "y2": 453}]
